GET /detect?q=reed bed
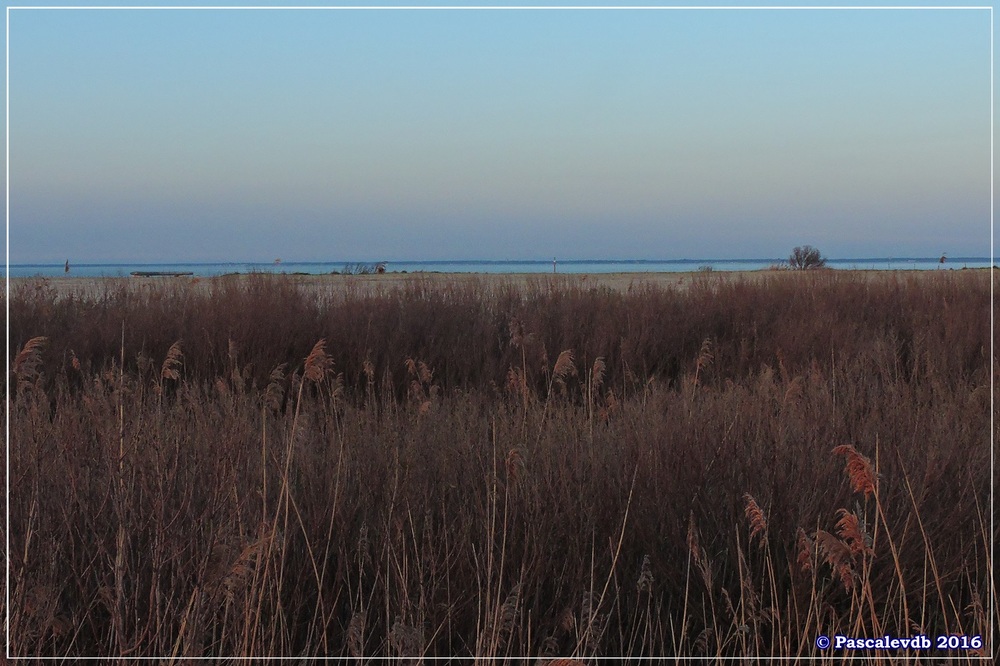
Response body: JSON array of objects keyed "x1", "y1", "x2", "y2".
[{"x1": 4, "y1": 270, "x2": 995, "y2": 662}]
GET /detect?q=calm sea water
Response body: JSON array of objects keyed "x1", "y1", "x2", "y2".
[{"x1": 8, "y1": 257, "x2": 995, "y2": 279}]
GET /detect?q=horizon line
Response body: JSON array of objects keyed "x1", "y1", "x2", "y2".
[{"x1": 7, "y1": 256, "x2": 992, "y2": 267}]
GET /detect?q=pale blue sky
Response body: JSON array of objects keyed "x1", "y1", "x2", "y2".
[{"x1": 5, "y1": 5, "x2": 993, "y2": 262}]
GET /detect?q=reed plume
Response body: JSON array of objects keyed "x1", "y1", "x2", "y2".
[
  {"x1": 832, "y1": 445, "x2": 877, "y2": 498},
  {"x1": 590, "y1": 357, "x2": 606, "y2": 394},
  {"x1": 552, "y1": 349, "x2": 576, "y2": 380},
  {"x1": 347, "y1": 611, "x2": 366, "y2": 659},
  {"x1": 796, "y1": 527, "x2": 815, "y2": 574},
  {"x1": 498, "y1": 584, "x2": 521, "y2": 637},
  {"x1": 509, "y1": 317, "x2": 525, "y2": 348},
  {"x1": 388, "y1": 617, "x2": 422, "y2": 657},
  {"x1": 687, "y1": 513, "x2": 713, "y2": 590},
  {"x1": 304, "y1": 339, "x2": 332, "y2": 383},
  {"x1": 836, "y1": 508, "x2": 873, "y2": 557},
  {"x1": 506, "y1": 366, "x2": 526, "y2": 396},
  {"x1": 160, "y1": 340, "x2": 183, "y2": 381},
  {"x1": 265, "y1": 363, "x2": 288, "y2": 412},
  {"x1": 636, "y1": 554, "x2": 653, "y2": 593},
  {"x1": 743, "y1": 493, "x2": 767, "y2": 546},
  {"x1": 815, "y1": 529, "x2": 855, "y2": 592},
  {"x1": 696, "y1": 337, "x2": 713, "y2": 370},
  {"x1": 693, "y1": 337, "x2": 713, "y2": 386},
  {"x1": 782, "y1": 375, "x2": 804, "y2": 406},
  {"x1": 14, "y1": 336, "x2": 49, "y2": 387},
  {"x1": 506, "y1": 448, "x2": 525, "y2": 483},
  {"x1": 405, "y1": 357, "x2": 434, "y2": 385},
  {"x1": 13, "y1": 336, "x2": 46, "y2": 373},
  {"x1": 362, "y1": 358, "x2": 375, "y2": 387}
]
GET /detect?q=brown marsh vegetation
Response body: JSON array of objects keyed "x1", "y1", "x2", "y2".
[{"x1": 4, "y1": 270, "x2": 996, "y2": 662}]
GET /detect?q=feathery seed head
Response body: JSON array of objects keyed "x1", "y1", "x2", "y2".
[
  {"x1": 743, "y1": 493, "x2": 767, "y2": 546},
  {"x1": 832, "y1": 444, "x2": 877, "y2": 498},
  {"x1": 160, "y1": 340, "x2": 183, "y2": 381},
  {"x1": 304, "y1": 339, "x2": 332, "y2": 383}
]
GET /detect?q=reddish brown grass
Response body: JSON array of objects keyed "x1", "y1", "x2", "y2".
[{"x1": 4, "y1": 270, "x2": 993, "y2": 660}]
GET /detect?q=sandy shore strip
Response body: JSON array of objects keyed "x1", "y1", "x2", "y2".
[{"x1": 8, "y1": 267, "x2": 991, "y2": 299}]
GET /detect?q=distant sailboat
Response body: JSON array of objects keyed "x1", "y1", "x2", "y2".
[{"x1": 64, "y1": 260, "x2": 70, "y2": 273}]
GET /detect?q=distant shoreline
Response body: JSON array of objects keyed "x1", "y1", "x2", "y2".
[
  {"x1": 7, "y1": 257, "x2": 994, "y2": 280},
  {"x1": 10, "y1": 266, "x2": 993, "y2": 299}
]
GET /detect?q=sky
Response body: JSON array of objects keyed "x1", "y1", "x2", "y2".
[{"x1": 4, "y1": 4, "x2": 993, "y2": 263}]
